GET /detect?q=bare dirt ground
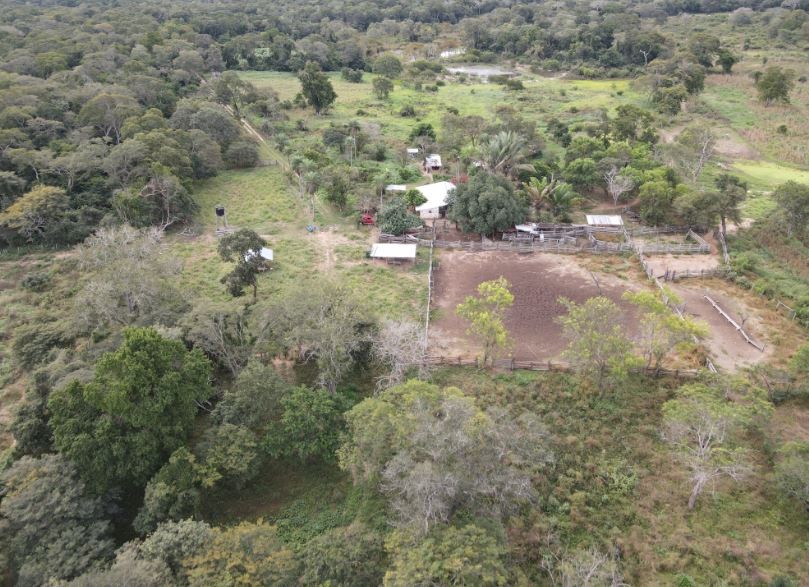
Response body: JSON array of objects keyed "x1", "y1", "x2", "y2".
[
  {"x1": 667, "y1": 280, "x2": 771, "y2": 371},
  {"x1": 312, "y1": 227, "x2": 367, "y2": 272},
  {"x1": 429, "y1": 251, "x2": 642, "y2": 360},
  {"x1": 644, "y1": 253, "x2": 722, "y2": 278}
]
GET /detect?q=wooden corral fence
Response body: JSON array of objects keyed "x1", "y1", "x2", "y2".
[
  {"x1": 638, "y1": 250, "x2": 719, "y2": 374},
  {"x1": 661, "y1": 267, "x2": 726, "y2": 282},
  {"x1": 425, "y1": 241, "x2": 435, "y2": 336},
  {"x1": 424, "y1": 355, "x2": 702, "y2": 379},
  {"x1": 634, "y1": 229, "x2": 710, "y2": 255},
  {"x1": 383, "y1": 223, "x2": 711, "y2": 256}
]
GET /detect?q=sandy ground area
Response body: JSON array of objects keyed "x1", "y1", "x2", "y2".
[{"x1": 667, "y1": 281, "x2": 770, "y2": 371}]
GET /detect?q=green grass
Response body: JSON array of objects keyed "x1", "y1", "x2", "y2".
[
  {"x1": 191, "y1": 165, "x2": 300, "y2": 231},
  {"x1": 732, "y1": 160, "x2": 809, "y2": 191}
]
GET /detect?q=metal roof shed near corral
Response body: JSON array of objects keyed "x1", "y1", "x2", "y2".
[
  {"x1": 370, "y1": 243, "x2": 417, "y2": 260},
  {"x1": 586, "y1": 215, "x2": 624, "y2": 227}
]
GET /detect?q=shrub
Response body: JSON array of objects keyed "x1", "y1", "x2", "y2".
[
  {"x1": 400, "y1": 105, "x2": 416, "y2": 117},
  {"x1": 21, "y1": 272, "x2": 51, "y2": 292},
  {"x1": 224, "y1": 141, "x2": 259, "y2": 169},
  {"x1": 12, "y1": 321, "x2": 70, "y2": 369}
]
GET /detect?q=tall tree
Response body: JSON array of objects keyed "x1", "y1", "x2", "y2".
[
  {"x1": 624, "y1": 290, "x2": 706, "y2": 373},
  {"x1": 557, "y1": 296, "x2": 638, "y2": 394},
  {"x1": 217, "y1": 229, "x2": 268, "y2": 301},
  {"x1": 298, "y1": 61, "x2": 337, "y2": 114},
  {"x1": 262, "y1": 280, "x2": 373, "y2": 392},
  {"x1": 73, "y1": 225, "x2": 183, "y2": 328},
  {"x1": 0, "y1": 455, "x2": 115, "y2": 585},
  {"x1": 480, "y1": 130, "x2": 528, "y2": 178},
  {"x1": 714, "y1": 174, "x2": 747, "y2": 238},
  {"x1": 447, "y1": 171, "x2": 527, "y2": 237},
  {"x1": 372, "y1": 76, "x2": 394, "y2": 99},
  {"x1": 0, "y1": 185, "x2": 68, "y2": 243},
  {"x1": 662, "y1": 383, "x2": 771, "y2": 509},
  {"x1": 339, "y1": 380, "x2": 552, "y2": 533},
  {"x1": 48, "y1": 327, "x2": 212, "y2": 492},
  {"x1": 456, "y1": 277, "x2": 514, "y2": 366},
  {"x1": 756, "y1": 66, "x2": 795, "y2": 105},
  {"x1": 772, "y1": 181, "x2": 809, "y2": 240}
]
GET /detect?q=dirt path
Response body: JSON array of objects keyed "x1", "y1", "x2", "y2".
[{"x1": 312, "y1": 227, "x2": 369, "y2": 272}]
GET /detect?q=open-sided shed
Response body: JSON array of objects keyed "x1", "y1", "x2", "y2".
[
  {"x1": 370, "y1": 243, "x2": 417, "y2": 264},
  {"x1": 586, "y1": 214, "x2": 623, "y2": 227}
]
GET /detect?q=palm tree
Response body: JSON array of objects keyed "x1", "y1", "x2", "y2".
[
  {"x1": 525, "y1": 175, "x2": 579, "y2": 221},
  {"x1": 480, "y1": 130, "x2": 529, "y2": 178}
]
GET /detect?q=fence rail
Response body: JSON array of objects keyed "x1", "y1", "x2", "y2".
[
  {"x1": 383, "y1": 223, "x2": 712, "y2": 256},
  {"x1": 424, "y1": 355, "x2": 701, "y2": 378}
]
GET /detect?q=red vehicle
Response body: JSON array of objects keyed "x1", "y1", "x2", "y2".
[{"x1": 359, "y1": 213, "x2": 375, "y2": 226}]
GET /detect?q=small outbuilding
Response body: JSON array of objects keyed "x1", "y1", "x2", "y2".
[
  {"x1": 385, "y1": 184, "x2": 407, "y2": 193},
  {"x1": 424, "y1": 154, "x2": 442, "y2": 171},
  {"x1": 585, "y1": 214, "x2": 624, "y2": 227},
  {"x1": 370, "y1": 243, "x2": 417, "y2": 264},
  {"x1": 407, "y1": 148, "x2": 420, "y2": 157},
  {"x1": 414, "y1": 181, "x2": 456, "y2": 219}
]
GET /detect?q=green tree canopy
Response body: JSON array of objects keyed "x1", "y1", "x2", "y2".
[
  {"x1": 338, "y1": 380, "x2": 552, "y2": 532},
  {"x1": 49, "y1": 327, "x2": 212, "y2": 492},
  {"x1": 183, "y1": 521, "x2": 298, "y2": 587},
  {"x1": 0, "y1": 455, "x2": 115, "y2": 585},
  {"x1": 384, "y1": 525, "x2": 509, "y2": 586},
  {"x1": 372, "y1": 76, "x2": 394, "y2": 99},
  {"x1": 456, "y1": 277, "x2": 514, "y2": 366},
  {"x1": 378, "y1": 198, "x2": 423, "y2": 235},
  {"x1": 557, "y1": 296, "x2": 639, "y2": 394},
  {"x1": 218, "y1": 228, "x2": 268, "y2": 300},
  {"x1": 298, "y1": 61, "x2": 337, "y2": 114},
  {"x1": 447, "y1": 171, "x2": 527, "y2": 236},
  {"x1": 266, "y1": 386, "x2": 353, "y2": 463},
  {"x1": 756, "y1": 66, "x2": 795, "y2": 104}
]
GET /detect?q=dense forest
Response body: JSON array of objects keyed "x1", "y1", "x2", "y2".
[{"x1": 1, "y1": 0, "x2": 808, "y2": 585}]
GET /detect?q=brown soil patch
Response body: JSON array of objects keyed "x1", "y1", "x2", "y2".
[
  {"x1": 429, "y1": 251, "x2": 642, "y2": 360},
  {"x1": 667, "y1": 281, "x2": 770, "y2": 371},
  {"x1": 715, "y1": 134, "x2": 758, "y2": 160},
  {"x1": 312, "y1": 228, "x2": 365, "y2": 272},
  {"x1": 644, "y1": 253, "x2": 722, "y2": 278}
]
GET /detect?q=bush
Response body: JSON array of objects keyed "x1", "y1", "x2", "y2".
[
  {"x1": 399, "y1": 105, "x2": 416, "y2": 117},
  {"x1": 21, "y1": 272, "x2": 51, "y2": 292},
  {"x1": 224, "y1": 141, "x2": 260, "y2": 168},
  {"x1": 340, "y1": 67, "x2": 363, "y2": 83},
  {"x1": 12, "y1": 321, "x2": 70, "y2": 369}
]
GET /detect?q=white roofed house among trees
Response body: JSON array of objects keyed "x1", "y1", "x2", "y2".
[{"x1": 415, "y1": 181, "x2": 456, "y2": 219}]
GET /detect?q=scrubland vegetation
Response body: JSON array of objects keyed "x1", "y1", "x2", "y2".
[{"x1": 1, "y1": 0, "x2": 809, "y2": 585}]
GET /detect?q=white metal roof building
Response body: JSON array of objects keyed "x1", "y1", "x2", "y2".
[
  {"x1": 414, "y1": 181, "x2": 456, "y2": 219},
  {"x1": 370, "y1": 243, "x2": 417, "y2": 260},
  {"x1": 586, "y1": 215, "x2": 624, "y2": 226},
  {"x1": 385, "y1": 184, "x2": 407, "y2": 192}
]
